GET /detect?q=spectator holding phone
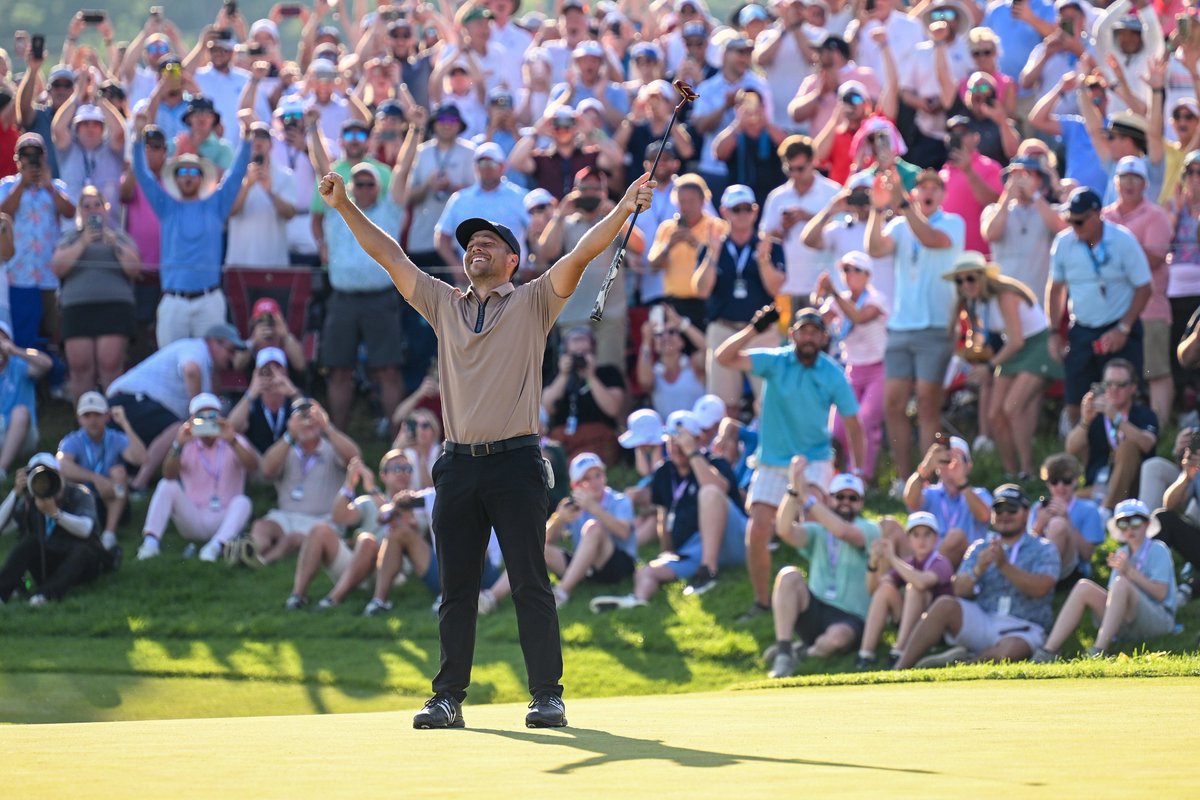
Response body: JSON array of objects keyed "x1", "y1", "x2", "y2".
[
  {"x1": 393, "y1": 406, "x2": 443, "y2": 491},
  {"x1": 1066, "y1": 358, "x2": 1158, "y2": 510},
  {"x1": 1029, "y1": 453, "x2": 1104, "y2": 582},
  {"x1": 228, "y1": 347, "x2": 301, "y2": 455},
  {"x1": 901, "y1": 435, "x2": 992, "y2": 566},
  {"x1": 232, "y1": 297, "x2": 305, "y2": 375},
  {"x1": 1033, "y1": 499, "x2": 1176, "y2": 661},
  {"x1": 136, "y1": 393, "x2": 258, "y2": 562},
  {"x1": 50, "y1": 187, "x2": 142, "y2": 400},
  {"x1": 226, "y1": 121, "x2": 295, "y2": 267},
  {"x1": 51, "y1": 78, "x2": 126, "y2": 227}
]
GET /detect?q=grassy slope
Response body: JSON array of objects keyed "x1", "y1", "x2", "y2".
[
  {"x1": 1, "y1": 399, "x2": 1197, "y2": 723},
  {"x1": 6, "y1": 678, "x2": 1200, "y2": 798}
]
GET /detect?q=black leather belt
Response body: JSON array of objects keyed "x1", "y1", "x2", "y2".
[
  {"x1": 444, "y1": 434, "x2": 539, "y2": 457},
  {"x1": 164, "y1": 286, "x2": 220, "y2": 299}
]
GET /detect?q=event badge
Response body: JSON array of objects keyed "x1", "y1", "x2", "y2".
[
  {"x1": 732, "y1": 279, "x2": 748, "y2": 300},
  {"x1": 997, "y1": 596, "x2": 1012, "y2": 617},
  {"x1": 565, "y1": 415, "x2": 578, "y2": 436},
  {"x1": 665, "y1": 511, "x2": 676, "y2": 532},
  {"x1": 209, "y1": 495, "x2": 221, "y2": 512},
  {"x1": 291, "y1": 486, "x2": 305, "y2": 502}
]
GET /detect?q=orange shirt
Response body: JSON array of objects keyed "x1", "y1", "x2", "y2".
[{"x1": 651, "y1": 213, "x2": 728, "y2": 298}]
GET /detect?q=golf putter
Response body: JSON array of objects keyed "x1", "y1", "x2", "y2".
[{"x1": 591, "y1": 80, "x2": 699, "y2": 322}]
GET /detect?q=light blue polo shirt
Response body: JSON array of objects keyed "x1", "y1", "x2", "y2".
[
  {"x1": 1108, "y1": 538, "x2": 1178, "y2": 614},
  {"x1": 1050, "y1": 221, "x2": 1151, "y2": 328},
  {"x1": 435, "y1": 179, "x2": 530, "y2": 260},
  {"x1": 982, "y1": 0, "x2": 1056, "y2": 93},
  {"x1": 1058, "y1": 116, "x2": 1108, "y2": 197},
  {"x1": 748, "y1": 349, "x2": 859, "y2": 467},
  {"x1": 565, "y1": 486, "x2": 637, "y2": 559},
  {"x1": 1101, "y1": 154, "x2": 1165, "y2": 207},
  {"x1": 885, "y1": 209, "x2": 964, "y2": 331}
]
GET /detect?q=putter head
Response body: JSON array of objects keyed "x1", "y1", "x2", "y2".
[{"x1": 673, "y1": 80, "x2": 699, "y2": 104}]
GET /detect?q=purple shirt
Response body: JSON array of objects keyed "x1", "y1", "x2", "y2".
[{"x1": 886, "y1": 550, "x2": 954, "y2": 598}]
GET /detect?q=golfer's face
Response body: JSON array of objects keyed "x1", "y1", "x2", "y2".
[{"x1": 464, "y1": 232, "x2": 514, "y2": 280}]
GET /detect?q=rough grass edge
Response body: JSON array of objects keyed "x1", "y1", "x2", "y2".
[{"x1": 732, "y1": 651, "x2": 1200, "y2": 691}]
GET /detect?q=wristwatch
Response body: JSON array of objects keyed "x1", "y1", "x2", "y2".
[{"x1": 1116, "y1": 321, "x2": 1132, "y2": 335}]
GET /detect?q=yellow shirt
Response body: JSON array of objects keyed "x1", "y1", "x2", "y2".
[
  {"x1": 651, "y1": 214, "x2": 728, "y2": 298},
  {"x1": 1158, "y1": 141, "x2": 1186, "y2": 206}
]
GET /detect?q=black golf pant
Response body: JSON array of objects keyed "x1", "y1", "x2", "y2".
[
  {"x1": 430, "y1": 445, "x2": 563, "y2": 703},
  {"x1": 0, "y1": 535, "x2": 103, "y2": 601},
  {"x1": 1153, "y1": 509, "x2": 1200, "y2": 572}
]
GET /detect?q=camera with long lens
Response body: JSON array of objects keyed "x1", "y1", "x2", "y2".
[{"x1": 28, "y1": 465, "x2": 63, "y2": 499}]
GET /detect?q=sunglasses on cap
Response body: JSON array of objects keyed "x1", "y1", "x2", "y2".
[
  {"x1": 381, "y1": 464, "x2": 414, "y2": 474},
  {"x1": 1114, "y1": 516, "x2": 1148, "y2": 530},
  {"x1": 342, "y1": 130, "x2": 369, "y2": 142},
  {"x1": 729, "y1": 204, "x2": 755, "y2": 214},
  {"x1": 175, "y1": 166, "x2": 203, "y2": 177},
  {"x1": 954, "y1": 273, "x2": 978, "y2": 285},
  {"x1": 833, "y1": 492, "x2": 862, "y2": 502}
]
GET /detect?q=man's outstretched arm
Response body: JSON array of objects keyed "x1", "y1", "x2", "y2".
[{"x1": 318, "y1": 172, "x2": 420, "y2": 298}]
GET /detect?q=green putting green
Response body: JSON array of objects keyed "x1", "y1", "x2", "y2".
[{"x1": 5, "y1": 678, "x2": 1197, "y2": 797}]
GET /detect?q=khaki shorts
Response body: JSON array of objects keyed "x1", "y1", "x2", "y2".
[
  {"x1": 1118, "y1": 588, "x2": 1175, "y2": 642},
  {"x1": 747, "y1": 460, "x2": 834, "y2": 508},
  {"x1": 264, "y1": 509, "x2": 334, "y2": 536},
  {"x1": 1142, "y1": 319, "x2": 1171, "y2": 380}
]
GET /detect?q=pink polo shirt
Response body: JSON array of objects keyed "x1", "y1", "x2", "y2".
[
  {"x1": 940, "y1": 153, "x2": 1003, "y2": 257},
  {"x1": 1103, "y1": 200, "x2": 1173, "y2": 322},
  {"x1": 180, "y1": 436, "x2": 252, "y2": 509}
]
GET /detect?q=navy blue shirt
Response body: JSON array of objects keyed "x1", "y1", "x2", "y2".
[
  {"x1": 703, "y1": 234, "x2": 783, "y2": 324},
  {"x1": 1083, "y1": 404, "x2": 1158, "y2": 485},
  {"x1": 651, "y1": 454, "x2": 739, "y2": 551}
]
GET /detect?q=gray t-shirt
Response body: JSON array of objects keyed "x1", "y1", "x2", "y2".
[
  {"x1": 55, "y1": 228, "x2": 139, "y2": 308},
  {"x1": 275, "y1": 437, "x2": 348, "y2": 516},
  {"x1": 555, "y1": 215, "x2": 626, "y2": 327}
]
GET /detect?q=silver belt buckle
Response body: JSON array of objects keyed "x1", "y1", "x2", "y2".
[{"x1": 470, "y1": 442, "x2": 492, "y2": 457}]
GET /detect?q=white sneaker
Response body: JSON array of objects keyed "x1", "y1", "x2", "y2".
[
  {"x1": 28, "y1": 594, "x2": 48, "y2": 607},
  {"x1": 198, "y1": 540, "x2": 222, "y2": 563},
  {"x1": 136, "y1": 537, "x2": 161, "y2": 560},
  {"x1": 589, "y1": 594, "x2": 647, "y2": 613},
  {"x1": 100, "y1": 531, "x2": 119, "y2": 551},
  {"x1": 972, "y1": 435, "x2": 995, "y2": 455},
  {"x1": 914, "y1": 645, "x2": 972, "y2": 669},
  {"x1": 552, "y1": 585, "x2": 569, "y2": 609},
  {"x1": 478, "y1": 589, "x2": 497, "y2": 615}
]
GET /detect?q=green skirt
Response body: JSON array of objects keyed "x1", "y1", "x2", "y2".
[{"x1": 997, "y1": 329, "x2": 1064, "y2": 379}]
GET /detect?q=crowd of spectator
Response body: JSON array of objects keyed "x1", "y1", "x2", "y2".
[{"x1": 1, "y1": 0, "x2": 1199, "y2": 674}]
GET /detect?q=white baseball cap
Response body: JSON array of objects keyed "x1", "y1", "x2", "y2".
[
  {"x1": 840, "y1": 250, "x2": 872, "y2": 273},
  {"x1": 569, "y1": 452, "x2": 606, "y2": 483},
  {"x1": 664, "y1": 409, "x2": 704, "y2": 439},
  {"x1": 255, "y1": 347, "x2": 287, "y2": 369},
  {"x1": 188, "y1": 393, "x2": 222, "y2": 416},
  {"x1": 474, "y1": 141, "x2": 506, "y2": 163},
  {"x1": 572, "y1": 40, "x2": 605, "y2": 59},
  {"x1": 1107, "y1": 498, "x2": 1151, "y2": 542},
  {"x1": 1114, "y1": 155, "x2": 1149, "y2": 182},
  {"x1": 76, "y1": 391, "x2": 109, "y2": 416},
  {"x1": 576, "y1": 98, "x2": 605, "y2": 118},
  {"x1": 72, "y1": 104, "x2": 106, "y2": 126},
  {"x1": 27, "y1": 452, "x2": 61, "y2": 472},
  {"x1": 905, "y1": 511, "x2": 942, "y2": 535},
  {"x1": 948, "y1": 436, "x2": 971, "y2": 460},
  {"x1": 619, "y1": 408, "x2": 666, "y2": 448},
  {"x1": 692, "y1": 394, "x2": 726, "y2": 430},
  {"x1": 846, "y1": 170, "x2": 874, "y2": 191},
  {"x1": 720, "y1": 184, "x2": 756, "y2": 209},
  {"x1": 523, "y1": 188, "x2": 555, "y2": 211},
  {"x1": 828, "y1": 473, "x2": 865, "y2": 496}
]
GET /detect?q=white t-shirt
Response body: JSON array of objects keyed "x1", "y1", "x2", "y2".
[
  {"x1": 903, "y1": 40, "x2": 972, "y2": 140},
  {"x1": 271, "y1": 137, "x2": 319, "y2": 256},
  {"x1": 406, "y1": 139, "x2": 478, "y2": 253},
  {"x1": 846, "y1": 11, "x2": 926, "y2": 79},
  {"x1": 226, "y1": 161, "x2": 292, "y2": 267},
  {"x1": 307, "y1": 95, "x2": 352, "y2": 161},
  {"x1": 824, "y1": 285, "x2": 889, "y2": 365},
  {"x1": 754, "y1": 23, "x2": 827, "y2": 132},
  {"x1": 820, "y1": 215, "x2": 894, "y2": 309},
  {"x1": 759, "y1": 176, "x2": 842, "y2": 294},
  {"x1": 107, "y1": 338, "x2": 212, "y2": 419},
  {"x1": 194, "y1": 65, "x2": 251, "y2": 145}
]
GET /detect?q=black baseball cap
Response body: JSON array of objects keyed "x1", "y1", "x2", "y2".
[
  {"x1": 456, "y1": 218, "x2": 520, "y2": 256},
  {"x1": 792, "y1": 307, "x2": 826, "y2": 332},
  {"x1": 1067, "y1": 187, "x2": 1102, "y2": 215},
  {"x1": 991, "y1": 483, "x2": 1030, "y2": 509}
]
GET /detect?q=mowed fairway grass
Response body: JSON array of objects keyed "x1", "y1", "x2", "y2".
[{"x1": 5, "y1": 678, "x2": 1199, "y2": 798}]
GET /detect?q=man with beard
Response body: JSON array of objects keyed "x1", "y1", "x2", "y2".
[
  {"x1": 317, "y1": 165, "x2": 656, "y2": 730},
  {"x1": 716, "y1": 307, "x2": 864, "y2": 621},
  {"x1": 894, "y1": 484, "x2": 1060, "y2": 668},
  {"x1": 765, "y1": 460, "x2": 881, "y2": 678}
]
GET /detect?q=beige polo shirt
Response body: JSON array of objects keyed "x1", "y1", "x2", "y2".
[{"x1": 408, "y1": 269, "x2": 568, "y2": 444}]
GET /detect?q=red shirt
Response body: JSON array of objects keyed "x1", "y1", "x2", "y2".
[
  {"x1": 0, "y1": 123, "x2": 19, "y2": 179},
  {"x1": 821, "y1": 127, "x2": 859, "y2": 186}
]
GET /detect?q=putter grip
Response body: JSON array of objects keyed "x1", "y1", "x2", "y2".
[{"x1": 590, "y1": 249, "x2": 625, "y2": 322}]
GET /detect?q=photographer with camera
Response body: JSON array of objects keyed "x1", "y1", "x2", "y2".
[
  {"x1": 0, "y1": 132, "x2": 76, "y2": 347},
  {"x1": 1149, "y1": 432, "x2": 1200, "y2": 603},
  {"x1": 541, "y1": 327, "x2": 626, "y2": 464},
  {"x1": 0, "y1": 453, "x2": 105, "y2": 606},
  {"x1": 228, "y1": 347, "x2": 302, "y2": 455},
  {"x1": 0, "y1": 320, "x2": 52, "y2": 483},
  {"x1": 136, "y1": 393, "x2": 257, "y2": 562}
]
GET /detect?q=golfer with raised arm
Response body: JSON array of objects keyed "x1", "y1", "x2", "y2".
[{"x1": 318, "y1": 169, "x2": 655, "y2": 730}]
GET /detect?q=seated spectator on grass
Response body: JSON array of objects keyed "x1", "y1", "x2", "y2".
[
  {"x1": 135, "y1": 393, "x2": 257, "y2": 563},
  {"x1": 895, "y1": 485, "x2": 1060, "y2": 669},
  {"x1": 898, "y1": 436, "x2": 992, "y2": 566},
  {"x1": 1029, "y1": 453, "x2": 1105, "y2": 582},
  {"x1": 589, "y1": 411, "x2": 746, "y2": 611},
  {"x1": 1140, "y1": 430, "x2": 1198, "y2": 512},
  {"x1": 0, "y1": 453, "x2": 107, "y2": 605},
  {"x1": 392, "y1": 405, "x2": 443, "y2": 491},
  {"x1": 50, "y1": 186, "x2": 142, "y2": 400},
  {"x1": 858, "y1": 512, "x2": 954, "y2": 670},
  {"x1": 636, "y1": 305, "x2": 708, "y2": 421},
  {"x1": 1150, "y1": 439, "x2": 1200, "y2": 601},
  {"x1": 106, "y1": 323, "x2": 246, "y2": 492},
  {"x1": 618, "y1": 408, "x2": 668, "y2": 550},
  {"x1": 542, "y1": 327, "x2": 626, "y2": 464},
  {"x1": 765, "y1": 462, "x2": 880, "y2": 679},
  {"x1": 57, "y1": 393, "x2": 145, "y2": 552},
  {"x1": 1033, "y1": 500, "x2": 1177, "y2": 662},
  {"x1": 0, "y1": 321, "x2": 52, "y2": 481},
  {"x1": 1065, "y1": 358, "x2": 1158, "y2": 510},
  {"x1": 230, "y1": 297, "x2": 305, "y2": 376},
  {"x1": 539, "y1": 453, "x2": 636, "y2": 609},
  {"x1": 286, "y1": 451, "x2": 415, "y2": 611},
  {"x1": 228, "y1": 348, "x2": 301, "y2": 456},
  {"x1": 250, "y1": 398, "x2": 360, "y2": 565}
]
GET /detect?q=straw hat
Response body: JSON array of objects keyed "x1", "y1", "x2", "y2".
[
  {"x1": 941, "y1": 250, "x2": 1000, "y2": 282},
  {"x1": 162, "y1": 153, "x2": 219, "y2": 201}
]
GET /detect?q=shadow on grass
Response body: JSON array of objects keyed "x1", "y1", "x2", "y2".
[{"x1": 472, "y1": 726, "x2": 944, "y2": 778}]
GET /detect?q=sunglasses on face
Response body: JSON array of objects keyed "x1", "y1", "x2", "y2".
[
  {"x1": 435, "y1": 115, "x2": 461, "y2": 125},
  {"x1": 833, "y1": 493, "x2": 862, "y2": 503},
  {"x1": 930, "y1": 9, "x2": 956, "y2": 21},
  {"x1": 147, "y1": 44, "x2": 170, "y2": 55},
  {"x1": 1067, "y1": 216, "x2": 1088, "y2": 227},
  {"x1": 1104, "y1": 379, "x2": 1133, "y2": 389},
  {"x1": 685, "y1": 38, "x2": 706, "y2": 46},
  {"x1": 491, "y1": 97, "x2": 513, "y2": 108},
  {"x1": 352, "y1": 181, "x2": 378, "y2": 189},
  {"x1": 954, "y1": 273, "x2": 978, "y2": 285},
  {"x1": 50, "y1": 81, "x2": 75, "y2": 90},
  {"x1": 842, "y1": 93, "x2": 865, "y2": 105},
  {"x1": 729, "y1": 204, "x2": 755, "y2": 214},
  {"x1": 1115, "y1": 516, "x2": 1147, "y2": 530},
  {"x1": 1174, "y1": 111, "x2": 1197, "y2": 122},
  {"x1": 841, "y1": 264, "x2": 867, "y2": 274},
  {"x1": 552, "y1": 120, "x2": 576, "y2": 130},
  {"x1": 971, "y1": 49, "x2": 995, "y2": 58},
  {"x1": 993, "y1": 503, "x2": 1021, "y2": 515},
  {"x1": 788, "y1": 163, "x2": 810, "y2": 173},
  {"x1": 17, "y1": 148, "x2": 44, "y2": 160},
  {"x1": 382, "y1": 464, "x2": 414, "y2": 474},
  {"x1": 144, "y1": 139, "x2": 166, "y2": 150},
  {"x1": 175, "y1": 167, "x2": 202, "y2": 177},
  {"x1": 342, "y1": 131, "x2": 369, "y2": 142},
  {"x1": 1046, "y1": 477, "x2": 1076, "y2": 486},
  {"x1": 281, "y1": 113, "x2": 304, "y2": 124},
  {"x1": 1187, "y1": 167, "x2": 1200, "y2": 176},
  {"x1": 390, "y1": 29, "x2": 413, "y2": 38}
]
